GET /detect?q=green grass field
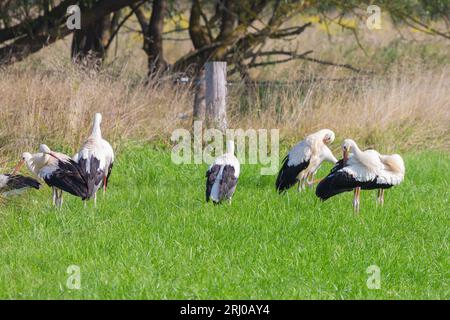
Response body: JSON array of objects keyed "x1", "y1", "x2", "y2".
[{"x1": 0, "y1": 145, "x2": 448, "y2": 299}]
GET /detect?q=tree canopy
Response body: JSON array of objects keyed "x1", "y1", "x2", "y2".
[{"x1": 0, "y1": 0, "x2": 448, "y2": 76}]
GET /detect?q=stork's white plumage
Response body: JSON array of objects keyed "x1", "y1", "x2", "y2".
[
  {"x1": 316, "y1": 139, "x2": 405, "y2": 212},
  {"x1": 275, "y1": 129, "x2": 337, "y2": 193},
  {"x1": 206, "y1": 141, "x2": 240, "y2": 204},
  {"x1": 73, "y1": 113, "x2": 114, "y2": 206},
  {"x1": 17, "y1": 144, "x2": 89, "y2": 207}
]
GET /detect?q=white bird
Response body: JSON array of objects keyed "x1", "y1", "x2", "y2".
[
  {"x1": 316, "y1": 139, "x2": 405, "y2": 213},
  {"x1": 73, "y1": 113, "x2": 114, "y2": 206},
  {"x1": 16, "y1": 144, "x2": 89, "y2": 207},
  {"x1": 275, "y1": 129, "x2": 337, "y2": 193},
  {"x1": 206, "y1": 140, "x2": 240, "y2": 204},
  {"x1": 0, "y1": 173, "x2": 40, "y2": 196}
]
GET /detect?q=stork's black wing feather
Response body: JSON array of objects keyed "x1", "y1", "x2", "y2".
[
  {"x1": 329, "y1": 158, "x2": 345, "y2": 174},
  {"x1": 360, "y1": 179, "x2": 394, "y2": 191},
  {"x1": 205, "y1": 165, "x2": 221, "y2": 202},
  {"x1": 316, "y1": 156, "x2": 395, "y2": 201},
  {"x1": 77, "y1": 157, "x2": 104, "y2": 199},
  {"x1": 44, "y1": 159, "x2": 89, "y2": 199},
  {"x1": 219, "y1": 165, "x2": 238, "y2": 202},
  {"x1": 275, "y1": 155, "x2": 309, "y2": 193},
  {"x1": 3, "y1": 174, "x2": 40, "y2": 191},
  {"x1": 105, "y1": 162, "x2": 113, "y2": 189},
  {"x1": 315, "y1": 170, "x2": 359, "y2": 201}
]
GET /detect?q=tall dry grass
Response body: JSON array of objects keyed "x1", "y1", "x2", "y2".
[
  {"x1": 231, "y1": 66, "x2": 450, "y2": 153},
  {"x1": 0, "y1": 63, "x2": 449, "y2": 169},
  {"x1": 0, "y1": 68, "x2": 192, "y2": 167}
]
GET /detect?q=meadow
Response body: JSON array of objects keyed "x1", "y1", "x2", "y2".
[
  {"x1": 0, "y1": 11, "x2": 449, "y2": 300},
  {"x1": 0, "y1": 145, "x2": 448, "y2": 299}
]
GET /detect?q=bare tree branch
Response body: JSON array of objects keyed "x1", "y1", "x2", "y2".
[{"x1": 0, "y1": 0, "x2": 143, "y2": 66}]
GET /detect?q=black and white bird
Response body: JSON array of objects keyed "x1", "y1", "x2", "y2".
[
  {"x1": 73, "y1": 113, "x2": 114, "y2": 206},
  {"x1": 206, "y1": 141, "x2": 240, "y2": 204},
  {"x1": 316, "y1": 139, "x2": 405, "y2": 212},
  {"x1": 16, "y1": 144, "x2": 89, "y2": 207},
  {"x1": 275, "y1": 129, "x2": 337, "y2": 193},
  {"x1": 0, "y1": 173, "x2": 40, "y2": 196}
]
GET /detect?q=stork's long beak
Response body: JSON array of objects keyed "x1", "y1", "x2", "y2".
[
  {"x1": 343, "y1": 149, "x2": 349, "y2": 166},
  {"x1": 12, "y1": 159, "x2": 25, "y2": 175}
]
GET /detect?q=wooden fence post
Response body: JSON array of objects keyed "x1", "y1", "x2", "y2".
[{"x1": 205, "y1": 61, "x2": 227, "y2": 131}]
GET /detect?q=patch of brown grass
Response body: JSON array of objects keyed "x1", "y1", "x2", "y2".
[
  {"x1": 0, "y1": 68, "x2": 192, "y2": 166},
  {"x1": 231, "y1": 66, "x2": 450, "y2": 154},
  {"x1": 0, "y1": 63, "x2": 448, "y2": 169}
]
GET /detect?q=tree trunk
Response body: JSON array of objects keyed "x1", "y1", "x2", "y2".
[
  {"x1": 217, "y1": 0, "x2": 237, "y2": 41},
  {"x1": 144, "y1": 0, "x2": 167, "y2": 76},
  {"x1": 71, "y1": 14, "x2": 111, "y2": 70},
  {"x1": 193, "y1": 68, "x2": 206, "y2": 122},
  {"x1": 0, "y1": 0, "x2": 143, "y2": 67}
]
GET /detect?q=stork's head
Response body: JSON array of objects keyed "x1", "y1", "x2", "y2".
[
  {"x1": 22, "y1": 152, "x2": 32, "y2": 162},
  {"x1": 226, "y1": 140, "x2": 235, "y2": 155},
  {"x1": 13, "y1": 152, "x2": 32, "y2": 175},
  {"x1": 342, "y1": 139, "x2": 357, "y2": 164},
  {"x1": 321, "y1": 129, "x2": 335, "y2": 145}
]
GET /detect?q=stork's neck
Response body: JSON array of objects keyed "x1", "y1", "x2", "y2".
[
  {"x1": 91, "y1": 119, "x2": 102, "y2": 138},
  {"x1": 28, "y1": 153, "x2": 48, "y2": 175},
  {"x1": 351, "y1": 142, "x2": 363, "y2": 158},
  {"x1": 226, "y1": 142, "x2": 235, "y2": 155}
]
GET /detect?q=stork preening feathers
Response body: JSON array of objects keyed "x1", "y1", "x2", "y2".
[
  {"x1": 11, "y1": 113, "x2": 114, "y2": 208},
  {"x1": 316, "y1": 139, "x2": 405, "y2": 212},
  {"x1": 73, "y1": 113, "x2": 114, "y2": 206},
  {"x1": 276, "y1": 129, "x2": 337, "y2": 193},
  {"x1": 206, "y1": 141, "x2": 240, "y2": 204},
  {"x1": 15, "y1": 144, "x2": 90, "y2": 207}
]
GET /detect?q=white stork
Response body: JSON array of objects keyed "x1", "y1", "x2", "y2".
[
  {"x1": 16, "y1": 144, "x2": 89, "y2": 207},
  {"x1": 275, "y1": 129, "x2": 337, "y2": 193},
  {"x1": 73, "y1": 113, "x2": 114, "y2": 206},
  {"x1": 316, "y1": 139, "x2": 405, "y2": 212},
  {"x1": 206, "y1": 141, "x2": 240, "y2": 204},
  {"x1": 0, "y1": 173, "x2": 40, "y2": 196}
]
